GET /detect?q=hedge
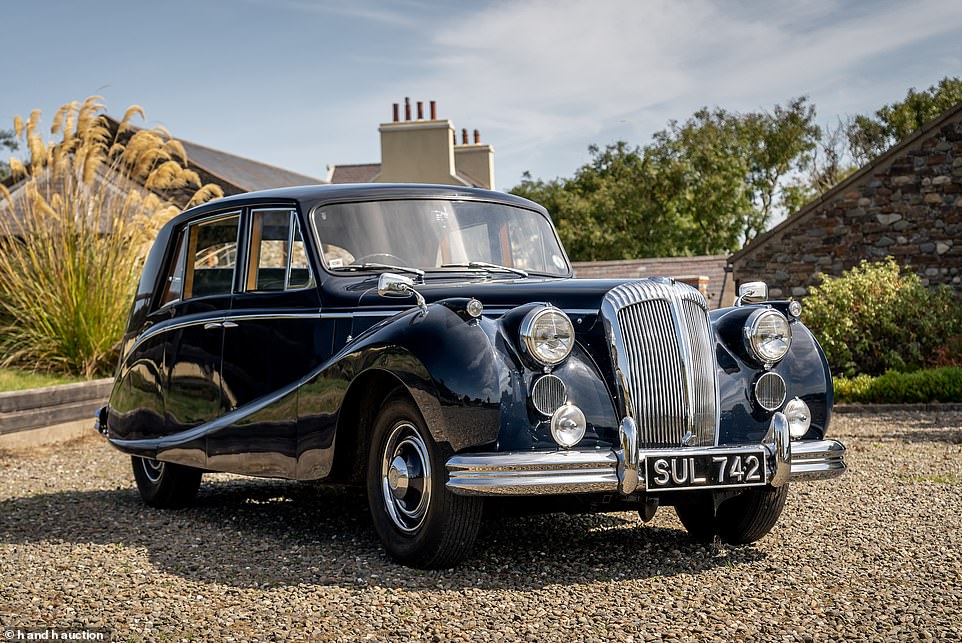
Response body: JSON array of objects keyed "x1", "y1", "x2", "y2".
[
  {"x1": 834, "y1": 367, "x2": 962, "y2": 404},
  {"x1": 803, "y1": 258, "x2": 962, "y2": 378}
]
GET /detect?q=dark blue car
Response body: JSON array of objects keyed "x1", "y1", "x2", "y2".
[{"x1": 97, "y1": 183, "x2": 846, "y2": 568}]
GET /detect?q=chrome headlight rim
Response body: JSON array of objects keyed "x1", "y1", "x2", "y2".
[
  {"x1": 519, "y1": 306, "x2": 575, "y2": 366},
  {"x1": 743, "y1": 308, "x2": 792, "y2": 365}
]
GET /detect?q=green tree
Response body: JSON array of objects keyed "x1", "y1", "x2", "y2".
[
  {"x1": 847, "y1": 76, "x2": 962, "y2": 164},
  {"x1": 513, "y1": 144, "x2": 688, "y2": 261},
  {"x1": 512, "y1": 98, "x2": 820, "y2": 259},
  {"x1": 0, "y1": 129, "x2": 18, "y2": 182},
  {"x1": 782, "y1": 119, "x2": 858, "y2": 214}
]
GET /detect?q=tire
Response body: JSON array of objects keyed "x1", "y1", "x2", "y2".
[
  {"x1": 131, "y1": 456, "x2": 203, "y2": 509},
  {"x1": 675, "y1": 485, "x2": 789, "y2": 545},
  {"x1": 674, "y1": 492, "x2": 717, "y2": 543},
  {"x1": 366, "y1": 395, "x2": 483, "y2": 568}
]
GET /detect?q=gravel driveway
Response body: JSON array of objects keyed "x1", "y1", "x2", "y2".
[{"x1": 1, "y1": 411, "x2": 960, "y2": 641}]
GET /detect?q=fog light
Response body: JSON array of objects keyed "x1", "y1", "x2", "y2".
[
  {"x1": 466, "y1": 298, "x2": 484, "y2": 318},
  {"x1": 550, "y1": 404, "x2": 586, "y2": 448},
  {"x1": 784, "y1": 397, "x2": 811, "y2": 439}
]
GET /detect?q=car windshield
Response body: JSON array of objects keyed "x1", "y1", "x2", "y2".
[{"x1": 310, "y1": 199, "x2": 569, "y2": 276}]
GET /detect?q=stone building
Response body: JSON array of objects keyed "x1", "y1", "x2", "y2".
[
  {"x1": 731, "y1": 101, "x2": 962, "y2": 298},
  {"x1": 573, "y1": 255, "x2": 733, "y2": 307}
]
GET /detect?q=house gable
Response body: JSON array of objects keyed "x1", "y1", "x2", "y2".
[{"x1": 731, "y1": 101, "x2": 962, "y2": 298}]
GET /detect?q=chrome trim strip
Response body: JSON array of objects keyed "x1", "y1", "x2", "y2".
[
  {"x1": 446, "y1": 449, "x2": 620, "y2": 496},
  {"x1": 790, "y1": 439, "x2": 847, "y2": 480},
  {"x1": 445, "y1": 434, "x2": 845, "y2": 497},
  {"x1": 225, "y1": 312, "x2": 323, "y2": 321}
]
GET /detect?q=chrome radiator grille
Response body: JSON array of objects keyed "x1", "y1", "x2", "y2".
[{"x1": 602, "y1": 280, "x2": 718, "y2": 448}]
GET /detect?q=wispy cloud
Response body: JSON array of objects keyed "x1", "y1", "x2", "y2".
[
  {"x1": 246, "y1": 0, "x2": 422, "y2": 28},
  {"x1": 356, "y1": 0, "x2": 962, "y2": 184}
]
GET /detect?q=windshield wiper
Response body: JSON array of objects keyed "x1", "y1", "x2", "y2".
[
  {"x1": 334, "y1": 262, "x2": 425, "y2": 277},
  {"x1": 439, "y1": 261, "x2": 529, "y2": 278}
]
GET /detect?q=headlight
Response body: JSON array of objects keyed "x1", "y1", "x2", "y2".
[
  {"x1": 520, "y1": 306, "x2": 574, "y2": 365},
  {"x1": 744, "y1": 309, "x2": 792, "y2": 364}
]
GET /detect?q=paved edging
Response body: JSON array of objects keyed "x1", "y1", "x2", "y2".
[
  {"x1": 835, "y1": 402, "x2": 962, "y2": 414},
  {"x1": 0, "y1": 379, "x2": 112, "y2": 435}
]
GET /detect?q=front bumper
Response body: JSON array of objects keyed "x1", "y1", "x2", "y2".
[{"x1": 446, "y1": 412, "x2": 846, "y2": 497}]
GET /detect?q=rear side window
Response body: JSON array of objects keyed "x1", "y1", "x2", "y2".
[
  {"x1": 158, "y1": 212, "x2": 241, "y2": 307},
  {"x1": 245, "y1": 209, "x2": 315, "y2": 292}
]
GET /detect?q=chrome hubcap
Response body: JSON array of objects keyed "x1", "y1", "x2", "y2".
[
  {"x1": 387, "y1": 455, "x2": 410, "y2": 499},
  {"x1": 380, "y1": 422, "x2": 431, "y2": 533},
  {"x1": 141, "y1": 457, "x2": 165, "y2": 483}
]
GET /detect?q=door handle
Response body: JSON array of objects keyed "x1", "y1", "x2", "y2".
[
  {"x1": 203, "y1": 322, "x2": 222, "y2": 330},
  {"x1": 222, "y1": 321, "x2": 238, "y2": 329}
]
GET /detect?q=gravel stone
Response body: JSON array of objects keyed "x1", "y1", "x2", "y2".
[{"x1": 1, "y1": 411, "x2": 960, "y2": 641}]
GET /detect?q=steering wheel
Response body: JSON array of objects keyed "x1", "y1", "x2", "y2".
[{"x1": 353, "y1": 253, "x2": 410, "y2": 267}]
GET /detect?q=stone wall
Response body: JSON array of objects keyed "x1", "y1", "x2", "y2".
[
  {"x1": 572, "y1": 255, "x2": 733, "y2": 307},
  {"x1": 731, "y1": 103, "x2": 962, "y2": 298}
]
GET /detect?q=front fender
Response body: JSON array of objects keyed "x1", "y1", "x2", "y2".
[
  {"x1": 323, "y1": 299, "x2": 620, "y2": 455},
  {"x1": 712, "y1": 306, "x2": 833, "y2": 444},
  {"x1": 321, "y1": 300, "x2": 506, "y2": 452}
]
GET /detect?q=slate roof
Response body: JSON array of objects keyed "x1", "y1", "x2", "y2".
[
  {"x1": 177, "y1": 138, "x2": 324, "y2": 192},
  {"x1": 103, "y1": 116, "x2": 325, "y2": 196},
  {"x1": 327, "y1": 162, "x2": 486, "y2": 188},
  {"x1": 327, "y1": 163, "x2": 381, "y2": 184}
]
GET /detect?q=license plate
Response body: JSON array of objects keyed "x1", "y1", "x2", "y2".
[{"x1": 644, "y1": 449, "x2": 768, "y2": 491}]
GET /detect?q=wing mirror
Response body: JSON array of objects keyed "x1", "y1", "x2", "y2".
[
  {"x1": 378, "y1": 273, "x2": 427, "y2": 314},
  {"x1": 736, "y1": 281, "x2": 769, "y2": 306}
]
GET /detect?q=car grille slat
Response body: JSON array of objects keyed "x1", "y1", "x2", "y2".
[{"x1": 603, "y1": 280, "x2": 718, "y2": 448}]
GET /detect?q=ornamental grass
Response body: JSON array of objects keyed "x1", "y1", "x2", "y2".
[{"x1": 0, "y1": 97, "x2": 223, "y2": 377}]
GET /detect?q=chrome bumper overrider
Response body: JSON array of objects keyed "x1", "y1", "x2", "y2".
[{"x1": 446, "y1": 412, "x2": 847, "y2": 497}]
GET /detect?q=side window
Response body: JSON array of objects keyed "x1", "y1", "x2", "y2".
[
  {"x1": 246, "y1": 209, "x2": 315, "y2": 292},
  {"x1": 189, "y1": 214, "x2": 240, "y2": 299},
  {"x1": 157, "y1": 213, "x2": 241, "y2": 307},
  {"x1": 160, "y1": 230, "x2": 187, "y2": 307}
]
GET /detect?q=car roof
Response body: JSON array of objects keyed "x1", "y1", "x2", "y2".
[{"x1": 164, "y1": 183, "x2": 546, "y2": 231}]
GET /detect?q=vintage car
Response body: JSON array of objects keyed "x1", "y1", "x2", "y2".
[{"x1": 97, "y1": 183, "x2": 846, "y2": 568}]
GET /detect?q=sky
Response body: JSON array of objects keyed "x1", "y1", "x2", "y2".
[{"x1": 3, "y1": 0, "x2": 962, "y2": 191}]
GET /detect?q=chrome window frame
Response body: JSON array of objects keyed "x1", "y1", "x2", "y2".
[
  {"x1": 155, "y1": 209, "x2": 243, "y2": 311},
  {"x1": 241, "y1": 207, "x2": 316, "y2": 294}
]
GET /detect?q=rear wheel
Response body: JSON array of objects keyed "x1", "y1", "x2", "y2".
[
  {"x1": 675, "y1": 485, "x2": 789, "y2": 544},
  {"x1": 131, "y1": 456, "x2": 203, "y2": 509},
  {"x1": 366, "y1": 396, "x2": 483, "y2": 568}
]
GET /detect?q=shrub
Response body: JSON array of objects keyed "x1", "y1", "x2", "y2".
[
  {"x1": 835, "y1": 367, "x2": 962, "y2": 404},
  {"x1": 0, "y1": 97, "x2": 223, "y2": 377},
  {"x1": 803, "y1": 258, "x2": 962, "y2": 377}
]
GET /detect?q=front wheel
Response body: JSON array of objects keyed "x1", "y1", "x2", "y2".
[
  {"x1": 131, "y1": 456, "x2": 203, "y2": 509},
  {"x1": 366, "y1": 396, "x2": 483, "y2": 568},
  {"x1": 675, "y1": 484, "x2": 789, "y2": 544}
]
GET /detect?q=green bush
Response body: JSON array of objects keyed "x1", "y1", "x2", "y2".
[
  {"x1": 835, "y1": 367, "x2": 962, "y2": 404},
  {"x1": 804, "y1": 258, "x2": 962, "y2": 377}
]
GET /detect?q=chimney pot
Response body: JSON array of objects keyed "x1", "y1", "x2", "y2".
[
  {"x1": 462, "y1": 128, "x2": 468, "y2": 145},
  {"x1": 430, "y1": 100, "x2": 437, "y2": 120},
  {"x1": 392, "y1": 103, "x2": 399, "y2": 122},
  {"x1": 417, "y1": 101, "x2": 424, "y2": 120},
  {"x1": 404, "y1": 97, "x2": 411, "y2": 121},
  {"x1": 474, "y1": 129, "x2": 480, "y2": 144}
]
